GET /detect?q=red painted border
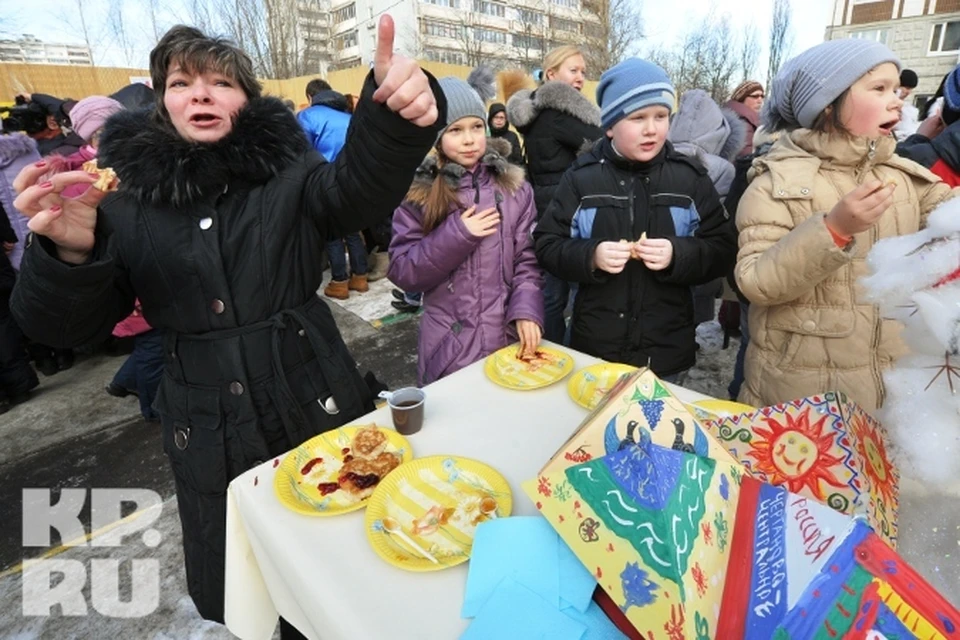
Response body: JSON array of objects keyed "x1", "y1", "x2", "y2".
[{"x1": 716, "y1": 476, "x2": 762, "y2": 638}]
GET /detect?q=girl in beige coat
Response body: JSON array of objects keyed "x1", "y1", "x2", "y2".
[{"x1": 735, "y1": 39, "x2": 954, "y2": 412}]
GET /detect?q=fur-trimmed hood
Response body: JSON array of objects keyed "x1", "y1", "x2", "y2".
[
  {"x1": 0, "y1": 133, "x2": 39, "y2": 169},
  {"x1": 98, "y1": 97, "x2": 309, "y2": 207},
  {"x1": 405, "y1": 137, "x2": 524, "y2": 206},
  {"x1": 506, "y1": 81, "x2": 601, "y2": 130}
]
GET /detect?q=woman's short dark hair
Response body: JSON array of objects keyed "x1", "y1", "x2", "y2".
[
  {"x1": 150, "y1": 25, "x2": 261, "y2": 121},
  {"x1": 810, "y1": 88, "x2": 852, "y2": 137}
]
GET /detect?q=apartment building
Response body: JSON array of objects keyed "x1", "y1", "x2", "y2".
[
  {"x1": 825, "y1": 0, "x2": 960, "y2": 105},
  {"x1": 0, "y1": 35, "x2": 92, "y2": 66},
  {"x1": 327, "y1": 0, "x2": 601, "y2": 71},
  {"x1": 300, "y1": 0, "x2": 335, "y2": 75}
]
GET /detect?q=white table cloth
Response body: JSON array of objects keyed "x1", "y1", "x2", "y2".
[{"x1": 223, "y1": 345, "x2": 710, "y2": 640}]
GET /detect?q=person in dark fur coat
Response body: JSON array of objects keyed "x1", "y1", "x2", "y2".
[
  {"x1": 9, "y1": 19, "x2": 444, "y2": 637},
  {"x1": 506, "y1": 46, "x2": 603, "y2": 344}
]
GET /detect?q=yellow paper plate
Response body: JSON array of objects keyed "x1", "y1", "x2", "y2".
[
  {"x1": 483, "y1": 344, "x2": 574, "y2": 390},
  {"x1": 274, "y1": 424, "x2": 413, "y2": 516},
  {"x1": 692, "y1": 398, "x2": 756, "y2": 418},
  {"x1": 566, "y1": 363, "x2": 638, "y2": 410},
  {"x1": 364, "y1": 455, "x2": 513, "y2": 572}
]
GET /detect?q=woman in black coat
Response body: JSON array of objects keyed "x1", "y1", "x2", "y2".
[
  {"x1": 506, "y1": 46, "x2": 602, "y2": 343},
  {"x1": 11, "y1": 19, "x2": 443, "y2": 633}
]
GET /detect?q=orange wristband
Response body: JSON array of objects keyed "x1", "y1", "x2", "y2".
[{"x1": 824, "y1": 218, "x2": 852, "y2": 247}]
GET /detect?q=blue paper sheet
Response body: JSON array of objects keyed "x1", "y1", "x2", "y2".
[
  {"x1": 558, "y1": 537, "x2": 596, "y2": 613},
  {"x1": 561, "y1": 601, "x2": 630, "y2": 640},
  {"x1": 460, "y1": 578, "x2": 586, "y2": 640},
  {"x1": 461, "y1": 517, "x2": 561, "y2": 618}
]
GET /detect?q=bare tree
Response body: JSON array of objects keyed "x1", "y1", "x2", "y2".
[
  {"x1": 514, "y1": 2, "x2": 549, "y2": 72},
  {"x1": 580, "y1": 0, "x2": 644, "y2": 77},
  {"x1": 644, "y1": 11, "x2": 739, "y2": 103},
  {"x1": 738, "y1": 22, "x2": 761, "y2": 84},
  {"x1": 146, "y1": 0, "x2": 166, "y2": 43},
  {"x1": 454, "y1": 12, "x2": 490, "y2": 68},
  {"x1": 106, "y1": 0, "x2": 137, "y2": 67},
  {"x1": 767, "y1": 0, "x2": 793, "y2": 89},
  {"x1": 70, "y1": 0, "x2": 98, "y2": 66}
]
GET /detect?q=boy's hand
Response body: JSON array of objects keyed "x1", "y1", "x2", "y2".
[
  {"x1": 635, "y1": 237, "x2": 673, "y2": 271},
  {"x1": 593, "y1": 241, "x2": 632, "y2": 274},
  {"x1": 461, "y1": 206, "x2": 500, "y2": 238},
  {"x1": 825, "y1": 180, "x2": 893, "y2": 238}
]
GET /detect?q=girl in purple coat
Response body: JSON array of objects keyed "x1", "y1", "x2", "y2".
[{"x1": 389, "y1": 74, "x2": 545, "y2": 385}]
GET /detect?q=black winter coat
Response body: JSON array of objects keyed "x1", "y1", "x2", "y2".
[
  {"x1": 506, "y1": 81, "x2": 602, "y2": 217},
  {"x1": 11, "y1": 71, "x2": 446, "y2": 623},
  {"x1": 534, "y1": 139, "x2": 737, "y2": 376}
]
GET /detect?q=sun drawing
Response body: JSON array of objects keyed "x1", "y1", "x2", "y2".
[
  {"x1": 848, "y1": 412, "x2": 897, "y2": 505},
  {"x1": 746, "y1": 407, "x2": 846, "y2": 500}
]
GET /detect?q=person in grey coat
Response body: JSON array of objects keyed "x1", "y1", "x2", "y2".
[{"x1": 668, "y1": 89, "x2": 746, "y2": 326}]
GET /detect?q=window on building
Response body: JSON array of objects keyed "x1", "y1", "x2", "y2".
[
  {"x1": 473, "y1": 27, "x2": 507, "y2": 44},
  {"x1": 850, "y1": 28, "x2": 887, "y2": 44},
  {"x1": 583, "y1": 22, "x2": 603, "y2": 39},
  {"x1": 473, "y1": 0, "x2": 505, "y2": 17},
  {"x1": 550, "y1": 17, "x2": 579, "y2": 33},
  {"x1": 424, "y1": 48, "x2": 465, "y2": 65},
  {"x1": 931, "y1": 21, "x2": 960, "y2": 53},
  {"x1": 422, "y1": 0, "x2": 461, "y2": 8},
  {"x1": 334, "y1": 30, "x2": 358, "y2": 50},
  {"x1": 901, "y1": 0, "x2": 924, "y2": 17},
  {"x1": 332, "y1": 4, "x2": 356, "y2": 23},
  {"x1": 513, "y1": 34, "x2": 542, "y2": 50},
  {"x1": 423, "y1": 20, "x2": 464, "y2": 39},
  {"x1": 517, "y1": 9, "x2": 544, "y2": 25},
  {"x1": 551, "y1": 0, "x2": 578, "y2": 8}
]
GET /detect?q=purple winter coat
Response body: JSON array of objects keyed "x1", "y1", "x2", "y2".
[
  {"x1": 389, "y1": 142, "x2": 545, "y2": 386},
  {"x1": 0, "y1": 134, "x2": 41, "y2": 271}
]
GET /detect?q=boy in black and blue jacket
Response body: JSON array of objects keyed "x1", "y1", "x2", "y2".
[{"x1": 534, "y1": 59, "x2": 737, "y2": 382}]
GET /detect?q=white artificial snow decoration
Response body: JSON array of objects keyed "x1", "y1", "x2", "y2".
[{"x1": 861, "y1": 196, "x2": 960, "y2": 486}]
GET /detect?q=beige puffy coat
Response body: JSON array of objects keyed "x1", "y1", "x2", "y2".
[{"x1": 735, "y1": 130, "x2": 954, "y2": 412}]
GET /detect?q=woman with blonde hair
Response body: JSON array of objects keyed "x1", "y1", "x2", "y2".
[{"x1": 507, "y1": 45, "x2": 602, "y2": 343}]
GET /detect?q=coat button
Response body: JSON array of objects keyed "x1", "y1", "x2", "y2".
[
  {"x1": 800, "y1": 188, "x2": 810, "y2": 195},
  {"x1": 452, "y1": 322, "x2": 462, "y2": 334},
  {"x1": 211, "y1": 299, "x2": 225, "y2": 314},
  {"x1": 199, "y1": 217, "x2": 213, "y2": 230},
  {"x1": 801, "y1": 320, "x2": 816, "y2": 332},
  {"x1": 229, "y1": 381, "x2": 244, "y2": 396},
  {"x1": 777, "y1": 189, "x2": 785, "y2": 196},
  {"x1": 618, "y1": 313, "x2": 625, "y2": 319},
  {"x1": 174, "y1": 427, "x2": 190, "y2": 450}
]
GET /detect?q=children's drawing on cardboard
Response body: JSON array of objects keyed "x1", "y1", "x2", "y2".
[
  {"x1": 700, "y1": 392, "x2": 899, "y2": 547},
  {"x1": 542, "y1": 369, "x2": 742, "y2": 477},
  {"x1": 527, "y1": 441, "x2": 958, "y2": 639}
]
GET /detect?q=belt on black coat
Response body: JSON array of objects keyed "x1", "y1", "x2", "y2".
[{"x1": 162, "y1": 296, "x2": 365, "y2": 446}]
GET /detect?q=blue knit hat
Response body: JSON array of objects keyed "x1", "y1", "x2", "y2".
[
  {"x1": 763, "y1": 38, "x2": 900, "y2": 131},
  {"x1": 596, "y1": 58, "x2": 675, "y2": 130},
  {"x1": 942, "y1": 65, "x2": 960, "y2": 124}
]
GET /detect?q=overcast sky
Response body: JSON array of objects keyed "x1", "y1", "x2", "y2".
[{"x1": 4, "y1": 0, "x2": 835, "y2": 70}]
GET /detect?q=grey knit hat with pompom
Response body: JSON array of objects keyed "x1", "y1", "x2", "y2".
[
  {"x1": 763, "y1": 38, "x2": 900, "y2": 131},
  {"x1": 438, "y1": 66, "x2": 496, "y2": 131}
]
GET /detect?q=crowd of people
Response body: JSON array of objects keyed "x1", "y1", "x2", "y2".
[{"x1": 2, "y1": 15, "x2": 958, "y2": 637}]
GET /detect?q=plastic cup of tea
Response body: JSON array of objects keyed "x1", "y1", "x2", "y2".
[{"x1": 384, "y1": 387, "x2": 425, "y2": 435}]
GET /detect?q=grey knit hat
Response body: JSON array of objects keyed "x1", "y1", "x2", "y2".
[
  {"x1": 439, "y1": 67, "x2": 496, "y2": 131},
  {"x1": 763, "y1": 38, "x2": 901, "y2": 131}
]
